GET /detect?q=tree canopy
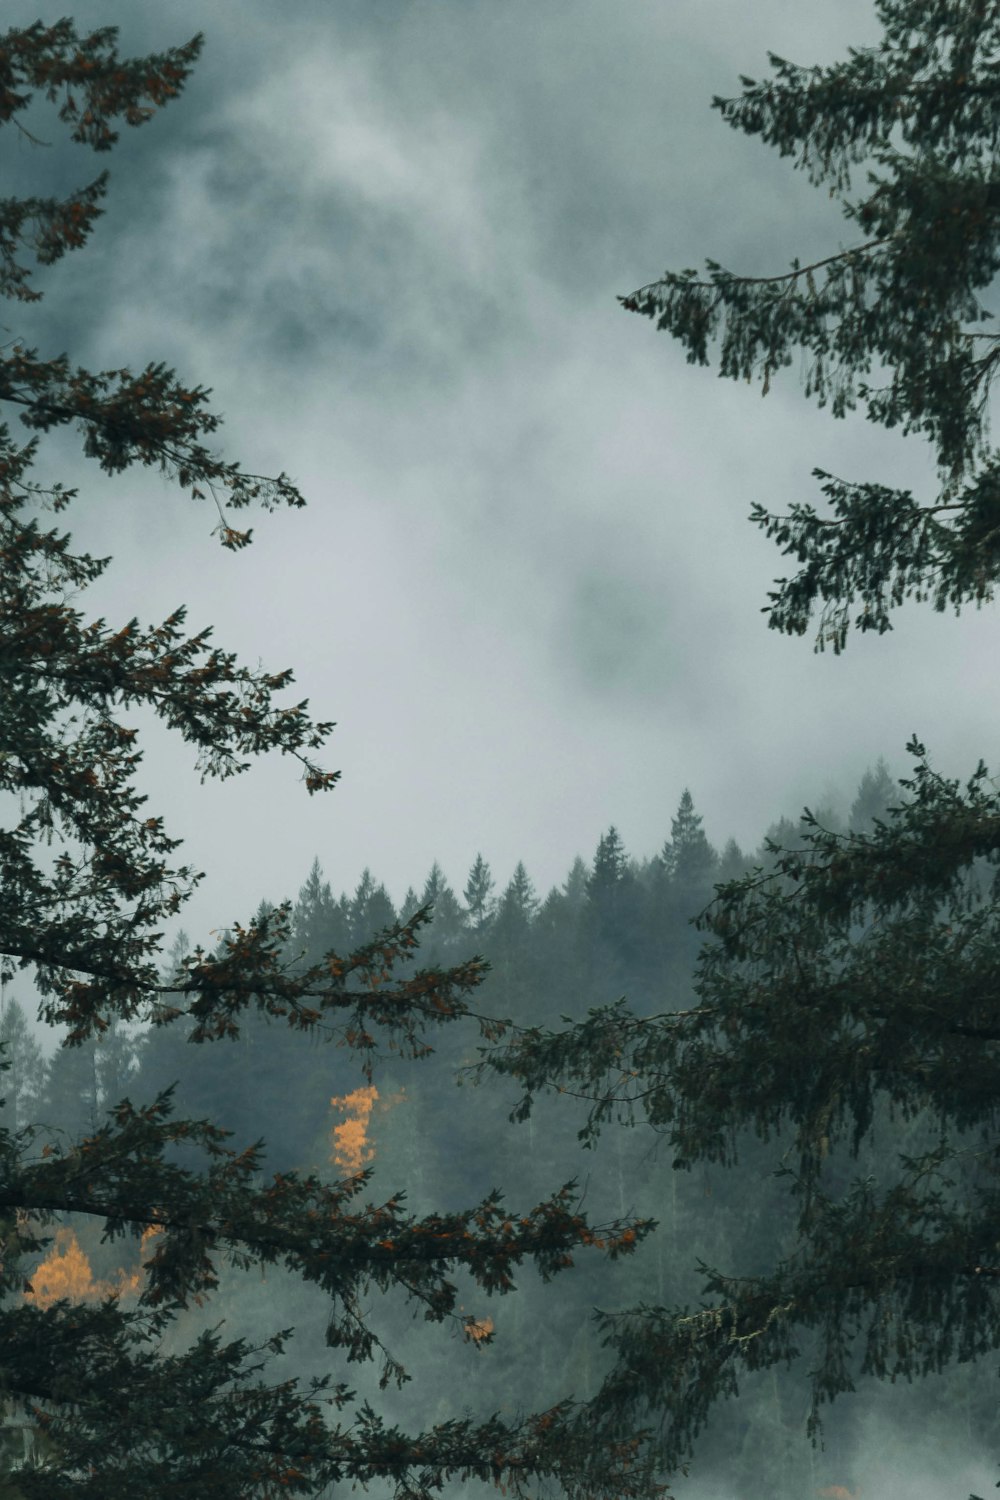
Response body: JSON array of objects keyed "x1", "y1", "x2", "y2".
[
  {"x1": 624, "y1": 0, "x2": 1000, "y2": 653},
  {"x1": 484, "y1": 1, "x2": 1000, "y2": 1492},
  {"x1": 0, "y1": 21, "x2": 654, "y2": 1499}
]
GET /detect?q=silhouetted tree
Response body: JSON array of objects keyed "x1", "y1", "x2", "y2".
[
  {"x1": 291, "y1": 858, "x2": 349, "y2": 964},
  {"x1": 485, "y1": 1, "x2": 1000, "y2": 1488},
  {"x1": 661, "y1": 791, "x2": 717, "y2": 893},
  {"x1": 0, "y1": 999, "x2": 46, "y2": 1136},
  {"x1": 848, "y1": 757, "x2": 897, "y2": 833},
  {"x1": 348, "y1": 867, "x2": 397, "y2": 946},
  {"x1": 463, "y1": 853, "x2": 497, "y2": 936},
  {"x1": 0, "y1": 23, "x2": 653, "y2": 1498},
  {"x1": 417, "y1": 863, "x2": 466, "y2": 956},
  {"x1": 585, "y1": 828, "x2": 644, "y2": 982}
]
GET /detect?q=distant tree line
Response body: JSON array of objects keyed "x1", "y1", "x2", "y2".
[{"x1": 5, "y1": 758, "x2": 935, "y2": 1500}]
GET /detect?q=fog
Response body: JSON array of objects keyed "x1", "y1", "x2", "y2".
[
  {"x1": 5, "y1": 0, "x2": 997, "y2": 943},
  {"x1": 4, "y1": 2, "x2": 998, "y2": 1496}
]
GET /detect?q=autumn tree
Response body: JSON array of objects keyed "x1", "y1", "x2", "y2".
[
  {"x1": 485, "y1": 1, "x2": 1000, "y2": 1492},
  {"x1": 0, "y1": 21, "x2": 655, "y2": 1499}
]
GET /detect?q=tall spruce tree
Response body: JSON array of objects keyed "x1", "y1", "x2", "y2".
[
  {"x1": 586, "y1": 828, "x2": 644, "y2": 980},
  {"x1": 290, "y1": 858, "x2": 348, "y2": 967},
  {"x1": 660, "y1": 791, "x2": 716, "y2": 892},
  {"x1": 486, "y1": 1, "x2": 1000, "y2": 1491},
  {"x1": 463, "y1": 853, "x2": 497, "y2": 937},
  {"x1": 0, "y1": 21, "x2": 655, "y2": 1499},
  {"x1": 0, "y1": 1001, "x2": 46, "y2": 1139},
  {"x1": 495, "y1": 862, "x2": 541, "y2": 944},
  {"x1": 417, "y1": 863, "x2": 467, "y2": 956},
  {"x1": 848, "y1": 756, "x2": 898, "y2": 833}
]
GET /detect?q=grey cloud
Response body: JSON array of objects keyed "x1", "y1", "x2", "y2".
[{"x1": 3, "y1": 0, "x2": 996, "y2": 961}]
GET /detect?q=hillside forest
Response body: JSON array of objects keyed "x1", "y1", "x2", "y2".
[{"x1": 3, "y1": 757, "x2": 985, "y2": 1498}]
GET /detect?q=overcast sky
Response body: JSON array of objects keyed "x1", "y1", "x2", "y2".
[{"x1": 9, "y1": 0, "x2": 1000, "y2": 952}]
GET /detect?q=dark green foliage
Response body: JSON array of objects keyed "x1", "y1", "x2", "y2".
[
  {"x1": 493, "y1": 863, "x2": 541, "y2": 957},
  {"x1": 0, "y1": 1001, "x2": 45, "y2": 1136},
  {"x1": 418, "y1": 863, "x2": 467, "y2": 957},
  {"x1": 39, "y1": 1037, "x2": 100, "y2": 1144},
  {"x1": 291, "y1": 860, "x2": 349, "y2": 967},
  {"x1": 120, "y1": 755, "x2": 935, "y2": 1499},
  {"x1": 481, "y1": 757, "x2": 1000, "y2": 1475},
  {"x1": 848, "y1": 754, "x2": 897, "y2": 832},
  {"x1": 716, "y1": 836, "x2": 749, "y2": 883},
  {"x1": 582, "y1": 829, "x2": 645, "y2": 989},
  {"x1": 623, "y1": 0, "x2": 1000, "y2": 651},
  {"x1": 661, "y1": 790, "x2": 717, "y2": 891},
  {"x1": 349, "y1": 868, "x2": 397, "y2": 948},
  {"x1": 482, "y1": 0, "x2": 1000, "y2": 1486},
  {"x1": 0, "y1": 23, "x2": 657, "y2": 1498},
  {"x1": 463, "y1": 853, "x2": 497, "y2": 936}
]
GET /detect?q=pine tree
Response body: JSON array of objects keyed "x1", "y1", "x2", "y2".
[
  {"x1": 418, "y1": 862, "x2": 467, "y2": 954},
  {"x1": 348, "y1": 867, "x2": 397, "y2": 946},
  {"x1": 39, "y1": 1036, "x2": 99, "y2": 1142},
  {"x1": 489, "y1": 864, "x2": 542, "y2": 1013},
  {"x1": 496, "y1": 861, "x2": 541, "y2": 937},
  {"x1": 291, "y1": 858, "x2": 349, "y2": 965},
  {"x1": 398, "y1": 884, "x2": 421, "y2": 923},
  {"x1": 0, "y1": 22, "x2": 655, "y2": 1498},
  {"x1": 586, "y1": 828, "x2": 643, "y2": 979},
  {"x1": 716, "y1": 837, "x2": 748, "y2": 884},
  {"x1": 0, "y1": 999, "x2": 45, "y2": 1136},
  {"x1": 92, "y1": 1018, "x2": 135, "y2": 1118},
  {"x1": 588, "y1": 827, "x2": 628, "y2": 898},
  {"x1": 487, "y1": 2, "x2": 1000, "y2": 1488},
  {"x1": 848, "y1": 757, "x2": 898, "y2": 833},
  {"x1": 660, "y1": 790, "x2": 717, "y2": 892},
  {"x1": 561, "y1": 856, "x2": 590, "y2": 912},
  {"x1": 463, "y1": 852, "x2": 497, "y2": 935}
]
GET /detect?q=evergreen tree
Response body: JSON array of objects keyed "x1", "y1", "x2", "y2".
[
  {"x1": 397, "y1": 884, "x2": 421, "y2": 922},
  {"x1": 756, "y1": 814, "x2": 799, "y2": 871},
  {"x1": 644, "y1": 796, "x2": 718, "y2": 995},
  {"x1": 495, "y1": 861, "x2": 540, "y2": 938},
  {"x1": 419, "y1": 860, "x2": 446, "y2": 909},
  {"x1": 291, "y1": 857, "x2": 349, "y2": 964},
  {"x1": 661, "y1": 790, "x2": 717, "y2": 892},
  {"x1": 418, "y1": 863, "x2": 466, "y2": 954},
  {"x1": 39, "y1": 1037, "x2": 99, "y2": 1142},
  {"x1": 488, "y1": 2, "x2": 1000, "y2": 1488},
  {"x1": 93, "y1": 1019, "x2": 135, "y2": 1117},
  {"x1": 561, "y1": 856, "x2": 590, "y2": 913},
  {"x1": 0, "y1": 999, "x2": 45, "y2": 1136},
  {"x1": 463, "y1": 852, "x2": 497, "y2": 935},
  {"x1": 586, "y1": 828, "x2": 643, "y2": 980},
  {"x1": 849, "y1": 756, "x2": 898, "y2": 833},
  {"x1": 716, "y1": 837, "x2": 748, "y2": 884},
  {"x1": 529, "y1": 886, "x2": 588, "y2": 1027},
  {"x1": 348, "y1": 867, "x2": 397, "y2": 946},
  {"x1": 490, "y1": 864, "x2": 542, "y2": 1013},
  {"x1": 588, "y1": 827, "x2": 628, "y2": 899},
  {"x1": 0, "y1": 24, "x2": 653, "y2": 1498}
]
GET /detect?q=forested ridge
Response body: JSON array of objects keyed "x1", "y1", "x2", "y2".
[
  {"x1": 6, "y1": 768, "x2": 895, "y2": 1176},
  {"x1": 6, "y1": 2, "x2": 1000, "y2": 1493},
  {"x1": 7, "y1": 757, "x2": 988, "y2": 1498}
]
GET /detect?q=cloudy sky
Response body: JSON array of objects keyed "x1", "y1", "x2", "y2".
[{"x1": 8, "y1": 0, "x2": 999, "y2": 948}]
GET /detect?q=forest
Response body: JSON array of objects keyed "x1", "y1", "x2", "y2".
[
  {"x1": 5, "y1": 3, "x2": 1000, "y2": 1497},
  {"x1": 5, "y1": 758, "x2": 989, "y2": 1498}
]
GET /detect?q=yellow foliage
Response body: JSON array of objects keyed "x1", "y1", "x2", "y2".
[
  {"x1": 24, "y1": 1227, "x2": 143, "y2": 1308},
  {"x1": 328, "y1": 1085, "x2": 405, "y2": 1173},
  {"x1": 328, "y1": 1086, "x2": 379, "y2": 1173}
]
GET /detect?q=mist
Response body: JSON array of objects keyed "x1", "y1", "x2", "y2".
[{"x1": 2, "y1": 2, "x2": 998, "y2": 1497}]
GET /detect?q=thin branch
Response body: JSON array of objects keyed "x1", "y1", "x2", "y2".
[{"x1": 622, "y1": 236, "x2": 890, "y2": 302}]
